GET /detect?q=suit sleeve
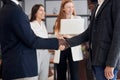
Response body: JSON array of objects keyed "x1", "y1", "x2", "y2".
[
  {"x1": 67, "y1": 26, "x2": 90, "y2": 47},
  {"x1": 12, "y1": 8, "x2": 58, "y2": 50},
  {"x1": 106, "y1": 0, "x2": 120, "y2": 67}
]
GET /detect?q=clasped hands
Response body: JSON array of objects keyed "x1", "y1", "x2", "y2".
[{"x1": 57, "y1": 34, "x2": 72, "y2": 51}]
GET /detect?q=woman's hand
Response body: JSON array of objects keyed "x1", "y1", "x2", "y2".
[
  {"x1": 56, "y1": 34, "x2": 64, "y2": 39},
  {"x1": 62, "y1": 34, "x2": 72, "y2": 38}
]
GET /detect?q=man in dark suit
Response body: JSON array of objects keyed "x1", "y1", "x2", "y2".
[
  {"x1": 64, "y1": 0, "x2": 120, "y2": 80},
  {"x1": 0, "y1": 0, "x2": 67, "y2": 79}
]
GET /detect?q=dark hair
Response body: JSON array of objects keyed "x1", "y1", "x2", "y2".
[
  {"x1": 30, "y1": 4, "x2": 44, "y2": 22},
  {"x1": 90, "y1": 0, "x2": 97, "y2": 3},
  {"x1": 1, "y1": 0, "x2": 10, "y2": 4}
]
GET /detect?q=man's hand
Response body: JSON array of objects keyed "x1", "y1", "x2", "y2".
[
  {"x1": 56, "y1": 34, "x2": 70, "y2": 51},
  {"x1": 58, "y1": 39, "x2": 70, "y2": 51},
  {"x1": 59, "y1": 45, "x2": 65, "y2": 51},
  {"x1": 104, "y1": 66, "x2": 114, "y2": 79}
]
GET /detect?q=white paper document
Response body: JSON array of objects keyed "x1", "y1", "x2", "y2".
[
  {"x1": 54, "y1": 46, "x2": 83, "y2": 63},
  {"x1": 60, "y1": 18, "x2": 84, "y2": 35},
  {"x1": 53, "y1": 50, "x2": 60, "y2": 63},
  {"x1": 71, "y1": 45, "x2": 83, "y2": 61}
]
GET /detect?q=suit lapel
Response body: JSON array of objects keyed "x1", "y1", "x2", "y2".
[
  {"x1": 9, "y1": 1, "x2": 23, "y2": 11},
  {"x1": 95, "y1": 0, "x2": 109, "y2": 17},
  {"x1": 90, "y1": 4, "x2": 99, "y2": 22}
]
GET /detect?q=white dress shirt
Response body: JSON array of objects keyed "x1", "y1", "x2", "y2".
[
  {"x1": 95, "y1": 0, "x2": 105, "y2": 16},
  {"x1": 11, "y1": 0, "x2": 19, "y2": 5},
  {"x1": 30, "y1": 21, "x2": 50, "y2": 80}
]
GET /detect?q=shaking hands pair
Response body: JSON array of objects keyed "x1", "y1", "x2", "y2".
[{"x1": 57, "y1": 34, "x2": 72, "y2": 51}]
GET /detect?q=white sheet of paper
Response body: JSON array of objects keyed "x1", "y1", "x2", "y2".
[
  {"x1": 60, "y1": 19, "x2": 84, "y2": 34},
  {"x1": 54, "y1": 46, "x2": 83, "y2": 63},
  {"x1": 71, "y1": 46, "x2": 83, "y2": 61},
  {"x1": 53, "y1": 50, "x2": 60, "y2": 63}
]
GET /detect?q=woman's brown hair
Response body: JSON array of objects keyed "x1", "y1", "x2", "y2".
[
  {"x1": 54, "y1": 0, "x2": 76, "y2": 34},
  {"x1": 30, "y1": 4, "x2": 44, "y2": 22}
]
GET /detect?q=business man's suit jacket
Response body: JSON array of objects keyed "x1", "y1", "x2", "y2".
[
  {"x1": 0, "y1": 1, "x2": 58, "y2": 79},
  {"x1": 67, "y1": 0, "x2": 120, "y2": 69}
]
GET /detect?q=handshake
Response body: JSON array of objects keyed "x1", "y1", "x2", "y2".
[{"x1": 57, "y1": 34, "x2": 72, "y2": 51}]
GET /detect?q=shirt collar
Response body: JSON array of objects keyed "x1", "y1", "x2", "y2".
[
  {"x1": 11, "y1": 0, "x2": 19, "y2": 5},
  {"x1": 98, "y1": 0, "x2": 104, "y2": 5}
]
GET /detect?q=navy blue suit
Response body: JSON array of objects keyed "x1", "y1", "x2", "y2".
[{"x1": 0, "y1": 1, "x2": 58, "y2": 79}]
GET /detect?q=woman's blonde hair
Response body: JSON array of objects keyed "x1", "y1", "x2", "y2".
[{"x1": 54, "y1": 0, "x2": 76, "y2": 33}]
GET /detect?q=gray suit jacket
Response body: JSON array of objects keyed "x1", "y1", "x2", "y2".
[{"x1": 67, "y1": 0, "x2": 120, "y2": 69}]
